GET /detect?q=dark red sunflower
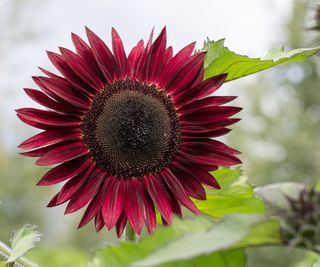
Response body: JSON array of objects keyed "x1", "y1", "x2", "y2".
[{"x1": 17, "y1": 27, "x2": 241, "y2": 236}]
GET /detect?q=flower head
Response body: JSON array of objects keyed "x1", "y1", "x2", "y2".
[
  {"x1": 17, "y1": 27, "x2": 241, "y2": 236},
  {"x1": 281, "y1": 187, "x2": 320, "y2": 252}
]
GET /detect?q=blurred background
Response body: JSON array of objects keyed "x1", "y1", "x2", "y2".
[{"x1": 0, "y1": 0, "x2": 319, "y2": 266}]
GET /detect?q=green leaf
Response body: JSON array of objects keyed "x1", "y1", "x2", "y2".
[
  {"x1": 203, "y1": 39, "x2": 320, "y2": 81},
  {"x1": 89, "y1": 214, "x2": 280, "y2": 267},
  {"x1": 247, "y1": 246, "x2": 318, "y2": 267},
  {"x1": 192, "y1": 249, "x2": 246, "y2": 267},
  {"x1": 195, "y1": 195, "x2": 264, "y2": 218},
  {"x1": 210, "y1": 167, "x2": 242, "y2": 190},
  {"x1": 87, "y1": 217, "x2": 212, "y2": 267},
  {"x1": 194, "y1": 168, "x2": 265, "y2": 217},
  {"x1": 6, "y1": 225, "x2": 41, "y2": 263},
  {"x1": 132, "y1": 215, "x2": 251, "y2": 267},
  {"x1": 132, "y1": 215, "x2": 280, "y2": 267},
  {"x1": 235, "y1": 219, "x2": 281, "y2": 248},
  {"x1": 160, "y1": 249, "x2": 246, "y2": 267}
]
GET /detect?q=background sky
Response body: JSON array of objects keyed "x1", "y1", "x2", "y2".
[{"x1": 0, "y1": 0, "x2": 292, "y2": 151}]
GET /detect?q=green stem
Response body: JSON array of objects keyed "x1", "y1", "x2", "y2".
[
  {"x1": 125, "y1": 224, "x2": 136, "y2": 243},
  {"x1": 0, "y1": 240, "x2": 37, "y2": 267},
  {"x1": 0, "y1": 241, "x2": 11, "y2": 260}
]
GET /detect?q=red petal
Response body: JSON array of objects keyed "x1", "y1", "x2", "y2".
[
  {"x1": 59, "y1": 47, "x2": 104, "y2": 91},
  {"x1": 124, "y1": 179, "x2": 144, "y2": 235},
  {"x1": 165, "y1": 186, "x2": 182, "y2": 217},
  {"x1": 65, "y1": 167, "x2": 105, "y2": 214},
  {"x1": 17, "y1": 113, "x2": 56, "y2": 130},
  {"x1": 53, "y1": 163, "x2": 95, "y2": 205},
  {"x1": 171, "y1": 166, "x2": 206, "y2": 200},
  {"x1": 18, "y1": 129, "x2": 81, "y2": 150},
  {"x1": 143, "y1": 175, "x2": 172, "y2": 224},
  {"x1": 16, "y1": 108, "x2": 81, "y2": 127},
  {"x1": 142, "y1": 189, "x2": 156, "y2": 234},
  {"x1": 174, "y1": 159, "x2": 220, "y2": 189},
  {"x1": 86, "y1": 27, "x2": 118, "y2": 82},
  {"x1": 102, "y1": 176, "x2": 125, "y2": 230},
  {"x1": 71, "y1": 33, "x2": 104, "y2": 80},
  {"x1": 182, "y1": 127, "x2": 232, "y2": 139},
  {"x1": 158, "y1": 42, "x2": 195, "y2": 88},
  {"x1": 24, "y1": 88, "x2": 79, "y2": 115},
  {"x1": 146, "y1": 27, "x2": 154, "y2": 51},
  {"x1": 194, "y1": 170, "x2": 220, "y2": 189},
  {"x1": 133, "y1": 46, "x2": 149, "y2": 81},
  {"x1": 20, "y1": 143, "x2": 62, "y2": 157},
  {"x1": 37, "y1": 156, "x2": 92, "y2": 186},
  {"x1": 161, "y1": 169, "x2": 200, "y2": 214},
  {"x1": 193, "y1": 64, "x2": 204, "y2": 88},
  {"x1": 47, "y1": 193, "x2": 59, "y2": 208},
  {"x1": 181, "y1": 114, "x2": 241, "y2": 129},
  {"x1": 116, "y1": 211, "x2": 127, "y2": 238},
  {"x1": 32, "y1": 76, "x2": 74, "y2": 108},
  {"x1": 180, "y1": 106, "x2": 241, "y2": 122},
  {"x1": 38, "y1": 67, "x2": 61, "y2": 79},
  {"x1": 94, "y1": 209, "x2": 105, "y2": 232},
  {"x1": 179, "y1": 96, "x2": 237, "y2": 113},
  {"x1": 36, "y1": 142, "x2": 89, "y2": 166},
  {"x1": 174, "y1": 74, "x2": 227, "y2": 107},
  {"x1": 182, "y1": 139, "x2": 240, "y2": 155},
  {"x1": 33, "y1": 76, "x2": 91, "y2": 109},
  {"x1": 111, "y1": 28, "x2": 128, "y2": 79},
  {"x1": 180, "y1": 149, "x2": 241, "y2": 167},
  {"x1": 78, "y1": 180, "x2": 107, "y2": 228},
  {"x1": 133, "y1": 28, "x2": 154, "y2": 81},
  {"x1": 164, "y1": 46, "x2": 173, "y2": 65},
  {"x1": 144, "y1": 27, "x2": 167, "y2": 82},
  {"x1": 47, "y1": 51, "x2": 92, "y2": 95},
  {"x1": 161, "y1": 215, "x2": 169, "y2": 226},
  {"x1": 182, "y1": 118, "x2": 241, "y2": 132},
  {"x1": 128, "y1": 39, "x2": 144, "y2": 78},
  {"x1": 166, "y1": 52, "x2": 206, "y2": 95}
]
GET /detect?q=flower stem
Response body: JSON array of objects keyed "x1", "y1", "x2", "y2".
[
  {"x1": 0, "y1": 240, "x2": 37, "y2": 267},
  {"x1": 125, "y1": 224, "x2": 136, "y2": 242}
]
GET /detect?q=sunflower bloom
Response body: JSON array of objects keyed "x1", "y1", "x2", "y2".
[{"x1": 17, "y1": 27, "x2": 241, "y2": 236}]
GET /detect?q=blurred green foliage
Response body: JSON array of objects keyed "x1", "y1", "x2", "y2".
[
  {"x1": 28, "y1": 247, "x2": 89, "y2": 267},
  {"x1": 0, "y1": 153, "x2": 48, "y2": 242},
  {"x1": 247, "y1": 247, "x2": 319, "y2": 267}
]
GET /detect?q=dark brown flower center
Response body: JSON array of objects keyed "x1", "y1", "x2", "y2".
[{"x1": 82, "y1": 80, "x2": 181, "y2": 178}]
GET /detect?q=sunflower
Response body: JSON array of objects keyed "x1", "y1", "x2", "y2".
[{"x1": 17, "y1": 27, "x2": 241, "y2": 236}]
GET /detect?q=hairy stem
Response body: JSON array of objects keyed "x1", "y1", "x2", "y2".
[
  {"x1": 125, "y1": 224, "x2": 136, "y2": 243},
  {"x1": 0, "y1": 241, "x2": 11, "y2": 261},
  {"x1": 0, "y1": 240, "x2": 37, "y2": 267}
]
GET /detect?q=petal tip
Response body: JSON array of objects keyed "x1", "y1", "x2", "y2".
[{"x1": 35, "y1": 158, "x2": 48, "y2": 166}]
